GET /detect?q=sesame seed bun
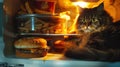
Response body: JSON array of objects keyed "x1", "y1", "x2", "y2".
[
  {"x1": 14, "y1": 37, "x2": 48, "y2": 58},
  {"x1": 14, "y1": 37, "x2": 47, "y2": 48}
]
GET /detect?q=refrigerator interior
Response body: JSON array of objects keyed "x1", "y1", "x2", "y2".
[{"x1": 1, "y1": 0, "x2": 120, "y2": 67}]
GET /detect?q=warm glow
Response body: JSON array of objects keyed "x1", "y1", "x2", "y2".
[
  {"x1": 58, "y1": 11, "x2": 71, "y2": 34},
  {"x1": 74, "y1": 1, "x2": 89, "y2": 8},
  {"x1": 68, "y1": 13, "x2": 79, "y2": 34},
  {"x1": 55, "y1": 0, "x2": 104, "y2": 35},
  {"x1": 31, "y1": 53, "x2": 63, "y2": 60},
  {"x1": 58, "y1": 10, "x2": 79, "y2": 34},
  {"x1": 55, "y1": 2, "x2": 80, "y2": 35},
  {"x1": 73, "y1": 0, "x2": 104, "y2": 8},
  {"x1": 59, "y1": 11, "x2": 71, "y2": 20},
  {"x1": 54, "y1": 40, "x2": 62, "y2": 45}
]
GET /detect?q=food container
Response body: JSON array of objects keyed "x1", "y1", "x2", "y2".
[{"x1": 16, "y1": 14, "x2": 66, "y2": 34}]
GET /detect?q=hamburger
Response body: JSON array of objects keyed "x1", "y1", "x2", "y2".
[{"x1": 14, "y1": 37, "x2": 49, "y2": 58}]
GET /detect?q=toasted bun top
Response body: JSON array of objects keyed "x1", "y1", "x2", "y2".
[{"x1": 14, "y1": 37, "x2": 47, "y2": 48}]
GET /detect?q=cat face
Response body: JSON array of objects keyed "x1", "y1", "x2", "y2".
[
  {"x1": 78, "y1": 15, "x2": 101, "y2": 33},
  {"x1": 77, "y1": 3, "x2": 112, "y2": 33}
]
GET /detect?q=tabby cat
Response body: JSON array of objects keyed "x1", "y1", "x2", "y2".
[{"x1": 64, "y1": 3, "x2": 120, "y2": 61}]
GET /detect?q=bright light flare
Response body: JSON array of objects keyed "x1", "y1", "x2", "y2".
[
  {"x1": 73, "y1": 0, "x2": 104, "y2": 8},
  {"x1": 59, "y1": 11, "x2": 71, "y2": 21},
  {"x1": 73, "y1": 1, "x2": 90, "y2": 8}
]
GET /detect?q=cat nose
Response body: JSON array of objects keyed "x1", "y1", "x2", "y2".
[{"x1": 83, "y1": 26, "x2": 87, "y2": 29}]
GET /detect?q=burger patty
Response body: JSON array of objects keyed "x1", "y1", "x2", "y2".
[{"x1": 16, "y1": 48, "x2": 48, "y2": 54}]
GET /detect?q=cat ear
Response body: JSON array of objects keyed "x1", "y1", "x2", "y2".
[
  {"x1": 96, "y1": 3, "x2": 104, "y2": 15},
  {"x1": 97, "y1": 3, "x2": 104, "y2": 12}
]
